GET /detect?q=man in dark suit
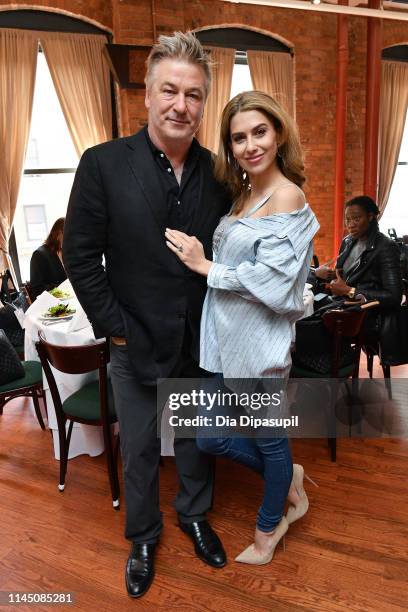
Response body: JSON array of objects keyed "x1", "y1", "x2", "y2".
[{"x1": 63, "y1": 32, "x2": 230, "y2": 598}]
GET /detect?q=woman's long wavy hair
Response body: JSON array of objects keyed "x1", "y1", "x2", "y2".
[
  {"x1": 44, "y1": 217, "x2": 65, "y2": 253},
  {"x1": 214, "y1": 91, "x2": 306, "y2": 213}
]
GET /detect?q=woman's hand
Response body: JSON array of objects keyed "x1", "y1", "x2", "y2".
[
  {"x1": 329, "y1": 269, "x2": 352, "y2": 296},
  {"x1": 165, "y1": 228, "x2": 212, "y2": 277},
  {"x1": 315, "y1": 265, "x2": 336, "y2": 281},
  {"x1": 314, "y1": 256, "x2": 337, "y2": 280}
]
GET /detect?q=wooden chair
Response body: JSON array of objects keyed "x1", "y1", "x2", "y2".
[
  {"x1": 291, "y1": 308, "x2": 367, "y2": 462},
  {"x1": 362, "y1": 296, "x2": 406, "y2": 400},
  {"x1": 0, "y1": 361, "x2": 46, "y2": 430},
  {"x1": 364, "y1": 345, "x2": 392, "y2": 397},
  {"x1": 36, "y1": 334, "x2": 120, "y2": 510}
]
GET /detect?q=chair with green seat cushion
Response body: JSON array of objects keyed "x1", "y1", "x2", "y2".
[
  {"x1": 291, "y1": 308, "x2": 367, "y2": 462},
  {"x1": 62, "y1": 379, "x2": 116, "y2": 421},
  {"x1": 36, "y1": 333, "x2": 120, "y2": 510},
  {"x1": 0, "y1": 330, "x2": 46, "y2": 430}
]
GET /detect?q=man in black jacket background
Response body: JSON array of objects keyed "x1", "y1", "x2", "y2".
[{"x1": 63, "y1": 31, "x2": 230, "y2": 598}]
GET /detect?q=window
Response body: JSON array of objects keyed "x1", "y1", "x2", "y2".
[
  {"x1": 379, "y1": 112, "x2": 408, "y2": 237},
  {"x1": 230, "y1": 53, "x2": 253, "y2": 99},
  {"x1": 379, "y1": 46, "x2": 408, "y2": 238},
  {"x1": 25, "y1": 138, "x2": 40, "y2": 167},
  {"x1": 194, "y1": 28, "x2": 291, "y2": 101},
  {"x1": 13, "y1": 48, "x2": 79, "y2": 282},
  {"x1": 24, "y1": 205, "x2": 47, "y2": 241}
]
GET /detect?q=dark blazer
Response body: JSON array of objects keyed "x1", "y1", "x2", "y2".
[
  {"x1": 30, "y1": 244, "x2": 67, "y2": 299},
  {"x1": 63, "y1": 130, "x2": 230, "y2": 384}
]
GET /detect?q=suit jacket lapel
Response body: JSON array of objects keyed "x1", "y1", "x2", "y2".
[{"x1": 125, "y1": 131, "x2": 168, "y2": 231}]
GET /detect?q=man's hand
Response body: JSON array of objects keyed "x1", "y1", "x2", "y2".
[
  {"x1": 329, "y1": 269, "x2": 352, "y2": 296},
  {"x1": 165, "y1": 228, "x2": 212, "y2": 277}
]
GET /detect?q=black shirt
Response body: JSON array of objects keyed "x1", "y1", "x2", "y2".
[
  {"x1": 143, "y1": 126, "x2": 201, "y2": 233},
  {"x1": 144, "y1": 126, "x2": 205, "y2": 360}
]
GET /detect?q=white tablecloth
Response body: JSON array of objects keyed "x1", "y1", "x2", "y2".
[
  {"x1": 23, "y1": 304, "x2": 105, "y2": 460},
  {"x1": 23, "y1": 284, "x2": 316, "y2": 461}
]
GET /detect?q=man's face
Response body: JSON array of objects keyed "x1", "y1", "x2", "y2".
[{"x1": 145, "y1": 58, "x2": 207, "y2": 146}]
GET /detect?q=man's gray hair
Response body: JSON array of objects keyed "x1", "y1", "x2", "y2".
[{"x1": 145, "y1": 31, "x2": 211, "y2": 97}]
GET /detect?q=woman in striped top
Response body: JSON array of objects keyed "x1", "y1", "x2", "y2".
[{"x1": 165, "y1": 91, "x2": 319, "y2": 565}]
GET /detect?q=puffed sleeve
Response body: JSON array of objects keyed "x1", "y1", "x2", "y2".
[{"x1": 208, "y1": 232, "x2": 311, "y2": 315}]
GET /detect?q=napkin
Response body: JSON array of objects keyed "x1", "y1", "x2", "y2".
[
  {"x1": 57, "y1": 278, "x2": 75, "y2": 296},
  {"x1": 23, "y1": 291, "x2": 60, "y2": 326},
  {"x1": 65, "y1": 299, "x2": 91, "y2": 332}
]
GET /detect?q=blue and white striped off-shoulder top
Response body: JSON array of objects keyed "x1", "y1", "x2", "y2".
[{"x1": 200, "y1": 195, "x2": 320, "y2": 378}]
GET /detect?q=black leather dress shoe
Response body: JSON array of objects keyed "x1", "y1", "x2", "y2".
[
  {"x1": 125, "y1": 543, "x2": 156, "y2": 598},
  {"x1": 179, "y1": 520, "x2": 227, "y2": 568}
]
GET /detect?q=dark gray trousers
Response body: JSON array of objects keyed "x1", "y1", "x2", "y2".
[{"x1": 110, "y1": 340, "x2": 214, "y2": 544}]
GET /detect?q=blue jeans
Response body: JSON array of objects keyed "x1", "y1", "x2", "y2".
[
  {"x1": 197, "y1": 435, "x2": 292, "y2": 531},
  {"x1": 195, "y1": 373, "x2": 292, "y2": 532}
]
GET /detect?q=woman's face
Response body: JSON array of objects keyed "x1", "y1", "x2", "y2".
[
  {"x1": 345, "y1": 204, "x2": 373, "y2": 239},
  {"x1": 229, "y1": 110, "x2": 279, "y2": 179}
]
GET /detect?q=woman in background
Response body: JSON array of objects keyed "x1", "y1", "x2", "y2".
[
  {"x1": 166, "y1": 91, "x2": 319, "y2": 565},
  {"x1": 313, "y1": 196, "x2": 402, "y2": 364},
  {"x1": 30, "y1": 217, "x2": 66, "y2": 299}
]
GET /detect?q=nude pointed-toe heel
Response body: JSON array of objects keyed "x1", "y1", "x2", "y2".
[
  {"x1": 234, "y1": 517, "x2": 288, "y2": 565},
  {"x1": 286, "y1": 464, "x2": 317, "y2": 525}
]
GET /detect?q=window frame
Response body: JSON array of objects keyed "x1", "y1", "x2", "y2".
[
  {"x1": 1, "y1": 10, "x2": 115, "y2": 283},
  {"x1": 23, "y1": 204, "x2": 48, "y2": 242}
]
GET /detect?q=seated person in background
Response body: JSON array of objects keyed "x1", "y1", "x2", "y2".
[
  {"x1": 314, "y1": 196, "x2": 402, "y2": 361},
  {"x1": 30, "y1": 217, "x2": 67, "y2": 299}
]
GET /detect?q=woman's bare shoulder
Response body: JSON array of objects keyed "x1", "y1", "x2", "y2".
[{"x1": 266, "y1": 183, "x2": 305, "y2": 215}]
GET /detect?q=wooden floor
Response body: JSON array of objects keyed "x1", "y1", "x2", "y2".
[{"x1": 1, "y1": 361, "x2": 407, "y2": 611}]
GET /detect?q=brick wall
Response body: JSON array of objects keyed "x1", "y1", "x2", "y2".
[
  {"x1": 97, "y1": 0, "x2": 408, "y2": 259},
  {"x1": 2, "y1": 0, "x2": 408, "y2": 259},
  {"x1": 0, "y1": 0, "x2": 113, "y2": 30}
]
